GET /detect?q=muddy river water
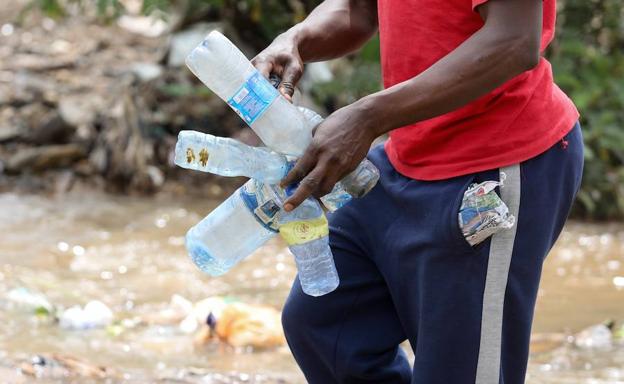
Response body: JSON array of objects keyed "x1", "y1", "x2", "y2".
[{"x1": 0, "y1": 192, "x2": 623, "y2": 383}]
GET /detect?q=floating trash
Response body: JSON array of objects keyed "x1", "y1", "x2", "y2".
[
  {"x1": 574, "y1": 321, "x2": 614, "y2": 349},
  {"x1": 6, "y1": 287, "x2": 54, "y2": 315},
  {"x1": 59, "y1": 300, "x2": 113, "y2": 330}
]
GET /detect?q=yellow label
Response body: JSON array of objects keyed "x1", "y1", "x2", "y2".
[
  {"x1": 199, "y1": 148, "x2": 210, "y2": 167},
  {"x1": 186, "y1": 148, "x2": 195, "y2": 164},
  {"x1": 279, "y1": 216, "x2": 329, "y2": 245}
]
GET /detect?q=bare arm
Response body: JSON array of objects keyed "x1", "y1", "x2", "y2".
[
  {"x1": 252, "y1": 0, "x2": 378, "y2": 99},
  {"x1": 281, "y1": 0, "x2": 543, "y2": 211}
]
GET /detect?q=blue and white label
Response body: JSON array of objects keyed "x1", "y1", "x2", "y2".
[{"x1": 228, "y1": 71, "x2": 279, "y2": 125}]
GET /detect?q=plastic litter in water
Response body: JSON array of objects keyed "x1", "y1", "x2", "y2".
[{"x1": 59, "y1": 300, "x2": 113, "y2": 330}]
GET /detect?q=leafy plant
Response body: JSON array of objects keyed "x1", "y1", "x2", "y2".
[{"x1": 549, "y1": 0, "x2": 624, "y2": 219}]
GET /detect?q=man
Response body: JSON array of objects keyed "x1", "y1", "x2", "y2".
[{"x1": 252, "y1": 0, "x2": 583, "y2": 382}]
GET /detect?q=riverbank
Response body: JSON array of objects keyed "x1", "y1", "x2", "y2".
[{"x1": 0, "y1": 2, "x2": 269, "y2": 197}]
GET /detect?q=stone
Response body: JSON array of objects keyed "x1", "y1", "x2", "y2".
[
  {"x1": 0, "y1": 124, "x2": 23, "y2": 142},
  {"x1": 146, "y1": 165, "x2": 165, "y2": 188},
  {"x1": 88, "y1": 146, "x2": 108, "y2": 174},
  {"x1": 117, "y1": 15, "x2": 169, "y2": 38},
  {"x1": 5, "y1": 144, "x2": 86, "y2": 173},
  {"x1": 129, "y1": 62, "x2": 163, "y2": 82},
  {"x1": 20, "y1": 103, "x2": 74, "y2": 144},
  {"x1": 58, "y1": 95, "x2": 102, "y2": 128}
]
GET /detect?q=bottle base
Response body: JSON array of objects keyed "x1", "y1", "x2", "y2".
[
  {"x1": 186, "y1": 236, "x2": 230, "y2": 277},
  {"x1": 299, "y1": 277, "x2": 340, "y2": 297}
]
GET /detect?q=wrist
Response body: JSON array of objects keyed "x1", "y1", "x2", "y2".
[
  {"x1": 278, "y1": 26, "x2": 306, "y2": 57},
  {"x1": 352, "y1": 94, "x2": 391, "y2": 138}
]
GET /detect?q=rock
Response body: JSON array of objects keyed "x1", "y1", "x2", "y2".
[
  {"x1": 6, "y1": 144, "x2": 86, "y2": 173},
  {"x1": 167, "y1": 22, "x2": 224, "y2": 67},
  {"x1": 58, "y1": 95, "x2": 102, "y2": 128},
  {"x1": 117, "y1": 15, "x2": 169, "y2": 38},
  {"x1": 10, "y1": 72, "x2": 62, "y2": 106},
  {"x1": 2, "y1": 54, "x2": 76, "y2": 73},
  {"x1": 0, "y1": 124, "x2": 23, "y2": 142},
  {"x1": 146, "y1": 165, "x2": 164, "y2": 188},
  {"x1": 54, "y1": 170, "x2": 75, "y2": 194},
  {"x1": 88, "y1": 146, "x2": 108, "y2": 174},
  {"x1": 73, "y1": 159, "x2": 95, "y2": 177},
  {"x1": 129, "y1": 62, "x2": 163, "y2": 82},
  {"x1": 20, "y1": 103, "x2": 74, "y2": 145}
]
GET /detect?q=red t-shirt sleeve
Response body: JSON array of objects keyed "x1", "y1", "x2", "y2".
[{"x1": 472, "y1": 0, "x2": 489, "y2": 11}]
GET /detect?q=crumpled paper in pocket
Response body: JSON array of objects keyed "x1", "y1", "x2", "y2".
[{"x1": 458, "y1": 174, "x2": 516, "y2": 246}]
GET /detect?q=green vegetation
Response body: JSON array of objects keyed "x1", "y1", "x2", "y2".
[
  {"x1": 27, "y1": 0, "x2": 624, "y2": 219},
  {"x1": 548, "y1": 0, "x2": 624, "y2": 219}
]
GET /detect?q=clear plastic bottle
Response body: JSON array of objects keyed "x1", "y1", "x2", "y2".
[
  {"x1": 175, "y1": 130, "x2": 288, "y2": 184},
  {"x1": 185, "y1": 179, "x2": 280, "y2": 276},
  {"x1": 278, "y1": 196, "x2": 339, "y2": 296},
  {"x1": 319, "y1": 159, "x2": 380, "y2": 211},
  {"x1": 185, "y1": 31, "x2": 313, "y2": 156},
  {"x1": 185, "y1": 32, "x2": 380, "y2": 199},
  {"x1": 185, "y1": 177, "x2": 340, "y2": 297},
  {"x1": 174, "y1": 130, "x2": 379, "y2": 211}
]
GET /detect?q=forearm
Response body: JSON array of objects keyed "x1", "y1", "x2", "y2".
[
  {"x1": 359, "y1": 3, "x2": 542, "y2": 136},
  {"x1": 283, "y1": 0, "x2": 378, "y2": 62}
]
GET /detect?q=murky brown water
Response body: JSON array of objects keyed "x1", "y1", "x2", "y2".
[{"x1": 1, "y1": 192, "x2": 623, "y2": 383}]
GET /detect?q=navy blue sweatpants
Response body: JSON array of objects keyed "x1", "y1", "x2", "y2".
[{"x1": 282, "y1": 123, "x2": 584, "y2": 384}]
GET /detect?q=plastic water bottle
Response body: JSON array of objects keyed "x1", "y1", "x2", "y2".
[
  {"x1": 174, "y1": 130, "x2": 379, "y2": 210},
  {"x1": 172, "y1": 135, "x2": 379, "y2": 211},
  {"x1": 185, "y1": 179, "x2": 281, "y2": 276},
  {"x1": 278, "y1": 196, "x2": 339, "y2": 296},
  {"x1": 185, "y1": 32, "x2": 380, "y2": 193},
  {"x1": 175, "y1": 130, "x2": 288, "y2": 184},
  {"x1": 320, "y1": 161, "x2": 381, "y2": 211},
  {"x1": 185, "y1": 30, "x2": 312, "y2": 156}
]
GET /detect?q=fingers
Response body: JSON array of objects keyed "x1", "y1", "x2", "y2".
[
  {"x1": 251, "y1": 57, "x2": 273, "y2": 79},
  {"x1": 280, "y1": 149, "x2": 341, "y2": 211},
  {"x1": 283, "y1": 167, "x2": 326, "y2": 212},
  {"x1": 280, "y1": 149, "x2": 316, "y2": 189},
  {"x1": 279, "y1": 61, "x2": 303, "y2": 100}
]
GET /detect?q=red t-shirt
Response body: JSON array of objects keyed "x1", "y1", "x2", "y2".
[{"x1": 379, "y1": 0, "x2": 579, "y2": 180}]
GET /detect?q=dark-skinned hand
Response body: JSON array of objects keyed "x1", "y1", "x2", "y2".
[
  {"x1": 279, "y1": 103, "x2": 377, "y2": 212},
  {"x1": 251, "y1": 33, "x2": 303, "y2": 102},
  {"x1": 252, "y1": 32, "x2": 378, "y2": 212}
]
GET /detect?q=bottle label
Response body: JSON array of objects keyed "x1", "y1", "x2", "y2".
[
  {"x1": 228, "y1": 71, "x2": 279, "y2": 125},
  {"x1": 240, "y1": 181, "x2": 281, "y2": 232},
  {"x1": 279, "y1": 216, "x2": 329, "y2": 245}
]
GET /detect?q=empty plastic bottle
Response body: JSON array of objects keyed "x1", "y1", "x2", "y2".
[
  {"x1": 185, "y1": 179, "x2": 281, "y2": 276},
  {"x1": 185, "y1": 176, "x2": 340, "y2": 296},
  {"x1": 175, "y1": 130, "x2": 379, "y2": 211},
  {"x1": 185, "y1": 30, "x2": 313, "y2": 156},
  {"x1": 185, "y1": 33, "x2": 380, "y2": 196},
  {"x1": 175, "y1": 130, "x2": 289, "y2": 184},
  {"x1": 278, "y1": 196, "x2": 339, "y2": 296},
  {"x1": 320, "y1": 160, "x2": 381, "y2": 211}
]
